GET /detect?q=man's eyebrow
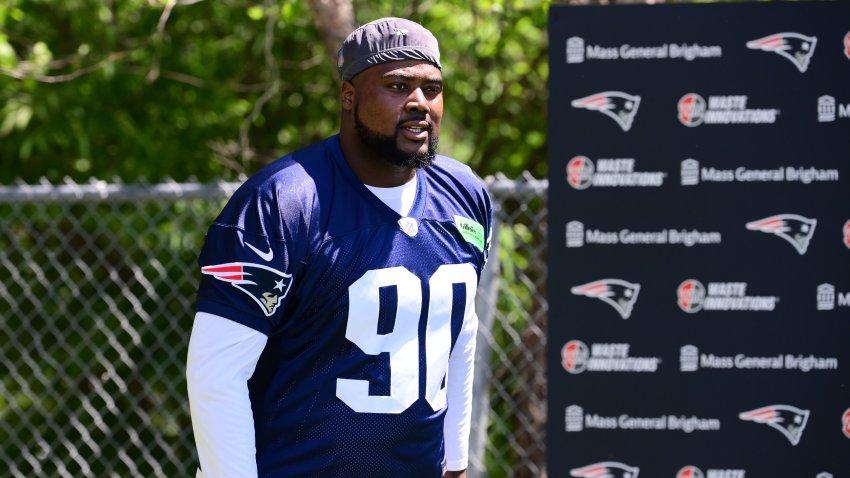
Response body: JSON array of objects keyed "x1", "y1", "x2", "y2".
[{"x1": 381, "y1": 73, "x2": 443, "y2": 84}]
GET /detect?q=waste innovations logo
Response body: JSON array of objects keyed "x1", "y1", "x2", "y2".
[
  {"x1": 567, "y1": 156, "x2": 666, "y2": 189},
  {"x1": 565, "y1": 220, "x2": 722, "y2": 248},
  {"x1": 844, "y1": 219, "x2": 850, "y2": 249},
  {"x1": 565, "y1": 36, "x2": 722, "y2": 64},
  {"x1": 676, "y1": 466, "x2": 747, "y2": 478},
  {"x1": 676, "y1": 280, "x2": 779, "y2": 313},
  {"x1": 677, "y1": 466, "x2": 705, "y2": 478},
  {"x1": 566, "y1": 156, "x2": 594, "y2": 189},
  {"x1": 817, "y1": 283, "x2": 850, "y2": 311},
  {"x1": 561, "y1": 340, "x2": 589, "y2": 374},
  {"x1": 570, "y1": 461, "x2": 639, "y2": 478},
  {"x1": 746, "y1": 32, "x2": 817, "y2": 73},
  {"x1": 679, "y1": 158, "x2": 839, "y2": 186},
  {"x1": 571, "y1": 91, "x2": 641, "y2": 131},
  {"x1": 746, "y1": 214, "x2": 817, "y2": 255},
  {"x1": 679, "y1": 345, "x2": 838, "y2": 373},
  {"x1": 677, "y1": 280, "x2": 706, "y2": 313},
  {"x1": 561, "y1": 340, "x2": 661, "y2": 374},
  {"x1": 739, "y1": 404, "x2": 810, "y2": 445},
  {"x1": 817, "y1": 95, "x2": 850, "y2": 123},
  {"x1": 677, "y1": 94, "x2": 779, "y2": 126},
  {"x1": 677, "y1": 93, "x2": 706, "y2": 126},
  {"x1": 845, "y1": 31, "x2": 850, "y2": 60},
  {"x1": 571, "y1": 279, "x2": 640, "y2": 319},
  {"x1": 564, "y1": 404, "x2": 721, "y2": 434}
]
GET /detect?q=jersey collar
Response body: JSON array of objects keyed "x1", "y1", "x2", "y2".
[{"x1": 328, "y1": 134, "x2": 427, "y2": 220}]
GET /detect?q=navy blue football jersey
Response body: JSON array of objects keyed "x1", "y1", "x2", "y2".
[{"x1": 196, "y1": 135, "x2": 492, "y2": 477}]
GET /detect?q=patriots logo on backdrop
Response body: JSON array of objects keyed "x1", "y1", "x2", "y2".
[
  {"x1": 571, "y1": 91, "x2": 641, "y2": 131},
  {"x1": 202, "y1": 262, "x2": 293, "y2": 316},
  {"x1": 676, "y1": 466, "x2": 704, "y2": 478},
  {"x1": 739, "y1": 404, "x2": 810, "y2": 445},
  {"x1": 842, "y1": 407, "x2": 850, "y2": 439},
  {"x1": 570, "y1": 461, "x2": 640, "y2": 478},
  {"x1": 745, "y1": 214, "x2": 817, "y2": 255},
  {"x1": 571, "y1": 279, "x2": 640, "y2": 319},
  {"x1": 746, "y1": 32, "x2": 817, "y2": 73}
]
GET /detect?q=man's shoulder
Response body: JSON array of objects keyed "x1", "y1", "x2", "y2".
[
  {"x1": 215, "y1": 138, "x2": 338, "y2": 226},
  {"x1": 428, "y1": 154, "x2": 487, "y2": 192},
  {"x1": 424, "y1": 154, "x2": 492, "y2": 227},
  {"x1": 255, "y1": 138, "x2": 334, "y2": 184},
  {"x1": 428, "y1": 155, "x2": 487, "y2": 201},
  {"x1": 236, "y1": 138, "x2": 337, "y2": 198}
]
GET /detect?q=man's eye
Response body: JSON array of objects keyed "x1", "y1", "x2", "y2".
[{"x1": 390, "y1": 83, "x2": 407, "y2": 90}]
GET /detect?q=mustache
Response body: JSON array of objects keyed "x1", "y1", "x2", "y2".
[{"x1": 397, "y1": 117, "x2": 433, "y2": 130}]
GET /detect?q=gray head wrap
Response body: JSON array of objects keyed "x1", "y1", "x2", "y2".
[{"x1": 337, "y1": 17, "x2": 442, "y2": 81}]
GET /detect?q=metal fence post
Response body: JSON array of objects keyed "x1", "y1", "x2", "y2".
[{"x1": 469, "y1": 212, "x2": 501, "y2": 478}]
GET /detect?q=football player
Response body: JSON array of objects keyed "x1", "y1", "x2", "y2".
[{"x1": 187, "y1": 17, "x2": 492, "y2": 478}]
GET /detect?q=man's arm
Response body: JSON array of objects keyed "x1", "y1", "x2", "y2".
[
  {"x1": 443, "y1": 308, "x2": 479, "y2": 474},
  {"x1": 186, "y1": 312, "x2": 268, "y2": 478}
]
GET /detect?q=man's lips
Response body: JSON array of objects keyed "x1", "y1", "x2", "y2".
[{"x1": 398, "y1": 120, "x2": 431, "y2": 141}]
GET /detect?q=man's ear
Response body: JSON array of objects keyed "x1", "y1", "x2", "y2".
[{"x1": 341, "y1": 80, "x2": 355, "y2": 111}]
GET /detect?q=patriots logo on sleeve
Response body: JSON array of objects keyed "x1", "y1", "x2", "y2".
[{"x1": 202, "y1": 262, "x2": 293, "y2": 316}]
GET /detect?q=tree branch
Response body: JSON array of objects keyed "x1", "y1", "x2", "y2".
[
  {"x1": 0, "y1": 51, "x2": 130, "y2": 83},
  {"x1": 0, "y1": 0, "x2": 207, "y2": 85}
]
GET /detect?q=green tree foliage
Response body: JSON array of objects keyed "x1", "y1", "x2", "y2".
[{"x1": 0, "y1": 0, "x2": 548, "y2": 184}]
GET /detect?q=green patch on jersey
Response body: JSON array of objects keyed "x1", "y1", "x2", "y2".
[{"x1": 454, "y1": 215, "x2": 485, "y2": 252}]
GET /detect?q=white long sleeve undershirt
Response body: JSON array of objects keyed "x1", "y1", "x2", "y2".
[
  {"x1": 187, "y1": 312, "x2": 267, "y2": 478},
  {"x1": 443, "y1": 310, "x2": 478, "y2": 471}
]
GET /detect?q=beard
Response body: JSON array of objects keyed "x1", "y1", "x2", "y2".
[{"x1": 354, "y1": 104, "x2": 439, "y2": 169}]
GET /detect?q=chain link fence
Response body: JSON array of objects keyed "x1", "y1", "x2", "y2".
[{"x1": 0, "y1": 175, "x2": 547, "y2": 478}]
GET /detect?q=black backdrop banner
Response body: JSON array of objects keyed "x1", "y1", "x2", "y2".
[{"x1": 547, "y1": 2, "x2": 850, "y2": 477}]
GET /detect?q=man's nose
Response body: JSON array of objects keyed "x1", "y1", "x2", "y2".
[{"x1": 405, "y1": 88, "x2": 430, "y2": 113}]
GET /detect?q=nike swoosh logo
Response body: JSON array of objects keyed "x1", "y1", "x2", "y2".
[
  {"x1": 245, "y1": 241, "x2": 274, "y2": 261},
  {"x1": 238, "y1": 231, "x2": 274, "y2": 261}
]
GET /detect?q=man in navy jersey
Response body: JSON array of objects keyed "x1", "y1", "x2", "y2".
[{"x1": 187, "y1": 17, "x2": 492, "y2": 478}]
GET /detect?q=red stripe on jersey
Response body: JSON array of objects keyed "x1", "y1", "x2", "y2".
[{"x1": 203, "y1": 265, "x2": 243, "y2": 274}]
